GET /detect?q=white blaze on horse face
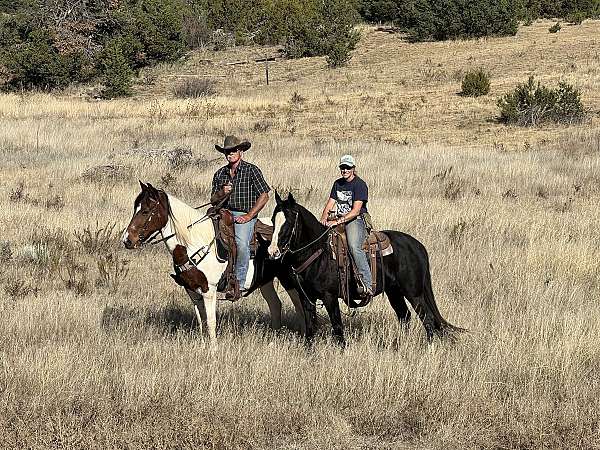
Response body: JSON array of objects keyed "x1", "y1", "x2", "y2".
[
  {"x1": 122, "y1": 203, "x2": 142, "y2": 244},
  {"x1": 268, "y1": 211, "x2": 286, "y2": 258}
]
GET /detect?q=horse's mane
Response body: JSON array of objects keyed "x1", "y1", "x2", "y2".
[
  {"x1": 166, "y1": 194, "x2": 214, "y2": 247},
  {"x1": 297, "y1": 203, "x2": 323, "y2": 228}
]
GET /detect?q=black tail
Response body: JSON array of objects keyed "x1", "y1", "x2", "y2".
[{"x1": 423, "y1": 273, "x2": 467, "y2": 336}]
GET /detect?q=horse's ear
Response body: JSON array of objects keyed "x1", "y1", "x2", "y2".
[
  {"x1": 139, "y1": 180, "x2": 147, "y2": 190},
  {"x1": 288, "y1": 192, "x2": 296, "y2": 205},
  {"x1": 146, "y1": 183, "x2": 159, "y2": 199},
  {"x1": 275, "y1": 190, "x2": 282, "y2": 205}
]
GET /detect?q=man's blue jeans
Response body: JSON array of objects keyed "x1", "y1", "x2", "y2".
[
  {"x1": 232, "y1": 211, "x2": 257, "y2": 289},
  {"x1": 346, "y1": 216, "x2": 372, "y2": 292}
]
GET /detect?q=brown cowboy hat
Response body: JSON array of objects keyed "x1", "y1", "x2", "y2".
[{"x1": 215, "y1": 135, "x2": 251, "y2": 153}]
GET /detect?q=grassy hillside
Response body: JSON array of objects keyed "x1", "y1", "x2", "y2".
[
  {"x1": 139, "y1": 20, "x2": 600, "y2": 146},
  {"x1": 1, "y1": 20, "x2": 600, "y2": 449}
]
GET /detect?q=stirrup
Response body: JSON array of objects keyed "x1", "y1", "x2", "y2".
[
  {"x1": 356, "y1": 284, "x2": 373, "y2": 298},
  {"x1": 224, "y1": 280, "x2": 241, "y2": 302}
]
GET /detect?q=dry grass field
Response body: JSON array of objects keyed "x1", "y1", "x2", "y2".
[{"x1": 1, "y1": 19, "x2": 600, "y2": 449}]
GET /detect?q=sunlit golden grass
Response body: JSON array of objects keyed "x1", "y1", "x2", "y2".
[{"x1": 2, "y1": 19, "x2": 600, "y2": 449}]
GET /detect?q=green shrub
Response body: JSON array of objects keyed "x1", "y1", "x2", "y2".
[
  {"x1": 497, "y1": 76, "x2": 585, "y2": 126},
  {"x1": 284, "y1": 0, "x2": 360, "y2": 62},
  {"x1": 182, "y1": 10, "x2": 212, "y2": 48},
  {"x1": 553, "y1": 81, "x2": 585, "y2": 124},
  {"x1": 515, "y1": 0, "x2": 600, "y2": 21},
  {"x1": 406, "y1": 0, "x2": 518, "y2": 42},
  {"x1": 0, "y1": 0, "x2": 187, "y2": 93},
  {"x1": 210, "y1": 29, "x2": 235, "y2": 50},
  {"x1": 97, "y1": 40, "x2": 134, "y2": 98},
  {"x1": 358, "y1": 0, "x2": 399, "y2": 22},
  {"x1": 111, "y1": 0, "x2": 186, "y2": 65},
  {"x1": 566, "y1": 10, "x2": 586, "y2": 24},
  {"x1": 1, "y1": 28, "x2": 88, "y2": 91},
  {"x1": 461, "y1": 68, "x2": 491, "y2": 97},
  {"x1": 359, "y1": 0, "x2": 600, "y2": 28},
  {"x1": 326, "y1": 41, "x2": 352, "y2": 68},
  {"x1": 549, "y1": 22, "x2": 561, "y2": 33}
]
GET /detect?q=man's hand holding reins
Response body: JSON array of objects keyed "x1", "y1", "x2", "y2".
[{"x1": 234, "y1": 214, "x2": 252, "y2": 224}]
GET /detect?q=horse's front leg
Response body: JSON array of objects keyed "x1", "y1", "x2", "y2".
[
  {"x1": 186, "y1": 287, "x2": 217, "y2": 343},
  {"x1": 322, "y1": 293, "x2": 345, "y2": 348},
  {"x1": 186, "y1": 288, "x2": 206, "y2": 335},
  {"x1": 259, "y1": 281, "x2": 282, "y2": 331},
  {"x1": 204, "y1": 286, "x2": 218, "y2": 342}
]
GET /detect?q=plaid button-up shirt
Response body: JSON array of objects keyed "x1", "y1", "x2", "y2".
[{"x1": 211, "y1": 160, "x2": 270, "y2": 213}]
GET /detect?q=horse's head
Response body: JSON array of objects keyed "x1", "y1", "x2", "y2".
[
  {"x1": 122, "y1": 181, "x2": 169, "y2": 249},
  {"x1": 268, "y1": 191, "x2": 299, "y2": 260}
]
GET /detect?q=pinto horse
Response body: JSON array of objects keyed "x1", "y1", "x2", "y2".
[
  {"x1": 268, "y1": 192, "x2": 464, "y2": 346},
  {"x1": 122, "y1": 182, "x2": 310, "y2": 341}
]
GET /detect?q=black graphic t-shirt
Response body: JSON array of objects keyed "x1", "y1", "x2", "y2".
[{"x1": 329, "y1": 176, "x2": 368, "y2": 216}]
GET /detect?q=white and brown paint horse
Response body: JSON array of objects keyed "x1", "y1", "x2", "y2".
[{"x1": 122, "y1": 182, "x2": 308, "y2": 342}]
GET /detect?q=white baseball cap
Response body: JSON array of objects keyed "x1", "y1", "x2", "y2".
[{"x1": 339, "y1": 154, "x2": 356, "y2": 167}]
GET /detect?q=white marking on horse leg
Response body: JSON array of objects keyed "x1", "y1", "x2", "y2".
[
  {"x1": 260, "y1": 281, "x2": 282, "y2": 330},
  {"x1": 204, "y1": 288, "x2": 217, "y2": 343},
  {"x1": 268, "y1": 211, "x2": 286, "y2": 258},
  {"x1": 287, "y1": 288, "x2": 307, "y2": 335},
  {"x1": 194, "y1": 305, "x2": 203, "y2": 335}
]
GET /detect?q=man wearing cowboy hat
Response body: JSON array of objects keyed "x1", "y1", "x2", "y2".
[{"x1": 211, "y1": 135, "x2": 270, "y2": 300}]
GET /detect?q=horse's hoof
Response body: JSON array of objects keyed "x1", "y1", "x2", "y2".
[{"x1": 333, "y1": 335, "x2": 346, "y2": 349}]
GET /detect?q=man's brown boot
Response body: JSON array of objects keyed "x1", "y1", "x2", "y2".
[{"x1": 224, "y1": 279, "x2": 241, "y2": 302}]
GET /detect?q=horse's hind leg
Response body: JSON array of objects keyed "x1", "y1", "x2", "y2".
[
  {"x1": 259, "y1": 281, "x2": 282, "y2": 331},
  {"x1": 286, "y1": 288, "x2": 309, "y2": 336},
  {"x1": 385, "y1": 286, "x2": 411, "y2": 328}
]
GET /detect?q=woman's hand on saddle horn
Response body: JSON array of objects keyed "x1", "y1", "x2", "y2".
[{"x1": 326, "y1": 217, "x2": 342, "y2": 227}]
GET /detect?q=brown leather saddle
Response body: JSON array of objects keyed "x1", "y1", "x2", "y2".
[
  {"x1": 329, "y1": 224, "x2": 393, "y2": 308},
  {"x1": 208, "y1": 207, "x2": 273, "y2": 293}
]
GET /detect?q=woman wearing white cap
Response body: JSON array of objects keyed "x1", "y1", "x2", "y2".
[{"x1": 320, "y1": 155, "x2": 373, "y2": 297}]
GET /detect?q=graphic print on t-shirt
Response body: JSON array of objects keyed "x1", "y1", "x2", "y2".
[{"x1": 336, "y1": 190, "x2": 353, "y2": 215}]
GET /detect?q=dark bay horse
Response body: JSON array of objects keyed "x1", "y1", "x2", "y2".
[
  {"x1": 267, "y1": 192, "x2": 464, "y2": 346},
  {"x1": 122, "y1": 182, "x2": 313, "y2": 343}
]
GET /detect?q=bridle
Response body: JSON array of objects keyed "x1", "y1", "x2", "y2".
[
  {"x1": 135, "y1": 195, "x2": 175, "y2": 246},
  {"x1": 276, "y1": 210, "x2": 332, "y2": 258},
  {"x1": 276, "y1": 211, "x2": 299, "y2": 257},
  {"x1": 133, "y1": 191, "x2": 215, "y2": 266}
]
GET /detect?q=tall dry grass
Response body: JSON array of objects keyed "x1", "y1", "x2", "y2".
[{"x1": 1, "y1": 20, "x2": 600, "y2": 449}]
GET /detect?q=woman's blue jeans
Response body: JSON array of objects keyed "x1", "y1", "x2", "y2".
[{"x1": 345, "y1": 216, "x2": 372, "y2": 291}]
